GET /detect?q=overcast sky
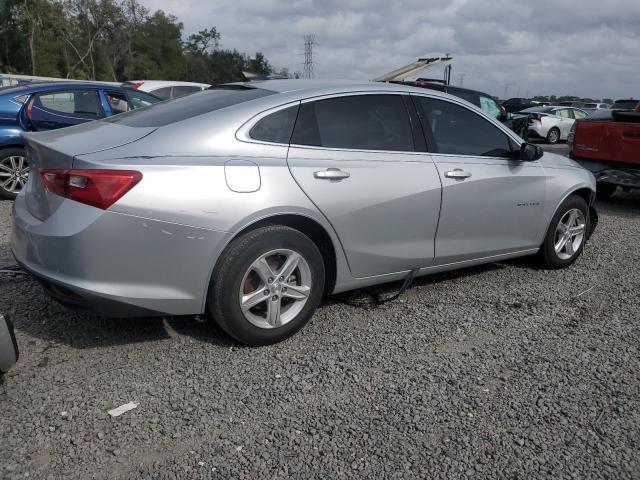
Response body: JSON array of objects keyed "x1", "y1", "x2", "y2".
[{"x1": 139, "y1": 0, "x2": 639, "y2": 100}]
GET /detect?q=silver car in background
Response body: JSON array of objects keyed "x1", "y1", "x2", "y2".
[
  {"x1": 517, "y1": 106, "x2": 588, "y2": 144},
  {"x1": 12, "y1": 80, "x2": 596, "y2": 345}
]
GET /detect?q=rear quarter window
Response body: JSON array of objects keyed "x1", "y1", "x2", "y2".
[{"x1": 249, "y1": 105, "x2": 298, "y2": 144}]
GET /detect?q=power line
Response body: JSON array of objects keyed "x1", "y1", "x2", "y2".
[
  {"x1": 303, "y1": 35, "x2": 315, "y2": 79},
  {"x1": 457, "y1": 73, "x2": 466, "y2": 87}
]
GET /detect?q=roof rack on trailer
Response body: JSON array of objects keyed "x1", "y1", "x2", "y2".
[{"x1": 373, "y1": 56, "x2": 453, "y2": 83}]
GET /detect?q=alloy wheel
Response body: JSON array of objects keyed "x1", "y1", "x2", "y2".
[
  {"x1": 554, "y1": 208, "x2": 586, "y2": 260},
  {"x1": 0, "y1": 155, "x2": 29, "y2": 194},
  {"x1": 238, "y1": 249, "x2": 312, "y2": 329}
]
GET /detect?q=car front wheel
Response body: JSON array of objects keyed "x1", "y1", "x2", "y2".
[
  {"x1": 208, "y1": 225, "x2": 325, "y2": 346},
  {"x1": 0, "y1": 147, "x2": 29, "y2": 200},
  {"x1": 539, "y1": 195, "x2": 588, "y2": 269}
]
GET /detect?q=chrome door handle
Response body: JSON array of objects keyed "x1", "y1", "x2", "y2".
[
  {"x1": 314, "y1": 168, "x2": 350, "y2": 180},
  {"x1": 444, "y1": 169, "x2": 472, "y2": 179}
]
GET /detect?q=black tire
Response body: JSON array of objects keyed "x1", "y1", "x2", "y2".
[
  {"x1": 546, "y1": 127, "x2": 561, "y2": 144},
  {"x1": 207, "y1": 225, "x2": 325, "y2": 346},
  {"x1": 539, "y1": 195, "x2": 588, "y2": 269},
  {"x1": 0, "y1": 147, "x2": 28, "y2": 200},
  {"x1": 596, "y1": 183, "x2": 616, "y2": 200}
]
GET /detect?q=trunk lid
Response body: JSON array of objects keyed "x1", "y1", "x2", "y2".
[{"x1": 22, "y1": 121, "x2": 155, "y2": 220}]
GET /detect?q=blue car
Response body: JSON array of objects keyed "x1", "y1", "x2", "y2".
[{"x1": 0, "y1": 82, "x2": 160, "y2": 199}]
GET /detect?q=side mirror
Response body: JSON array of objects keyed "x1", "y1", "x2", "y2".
[
  {"x1": 520, "y1": 142, "x2": 544, "y2": 161},
  {"x1": 0, "y1": 314, "x2": 19, "y2": 374}
]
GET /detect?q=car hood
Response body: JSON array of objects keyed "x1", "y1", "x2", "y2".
[{"x1": 540, "y1": 152, "x2": 584, "y2": 169}]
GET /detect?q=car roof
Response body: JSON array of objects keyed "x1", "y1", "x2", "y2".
[
  {"x1": 125, "y1": 80, "x2": 210, "y2": 89},
  {"x1": 0, "y1": 81, "x2": 121, "y2": 95},
  {"x1": 225, "y1": 79, "x2": 441, "y2": 96}
]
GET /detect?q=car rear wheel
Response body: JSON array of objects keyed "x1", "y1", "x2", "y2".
[
  {"x1": 596, "y1": 183, "x2": 616, "y2": 200},
  {"x1": 539, "y1": 195, "x2": 588, "y2": 269},
  {"x1": 0, "y1": 147, "x2": 29, "y2": 200},
  {"x1": 208, "y1": 225, "x2": 325, "y2": 346},
  {"x1": 546, "y1": 127, "x2": 560, "y2": 144}
]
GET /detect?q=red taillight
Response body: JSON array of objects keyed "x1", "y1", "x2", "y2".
[
  {"x1": 26, "y1": 99, "x2": 34, "y2": 120},
  {"x1": 131, "y1": 82, "x2": 144, "y2": 90},
  {"x1": 532, "y1": 113, "x2": 547, "y2": 121},
  {"x1": 40, "y1": 169, "x2": 142, "y2": 210}
]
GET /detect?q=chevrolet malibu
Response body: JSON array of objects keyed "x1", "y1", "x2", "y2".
[{"x1": 11, "y1": 80, "x2": 597, "y2": 345}]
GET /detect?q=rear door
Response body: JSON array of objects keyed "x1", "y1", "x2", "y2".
[
  {"x1": 554, "y1": 108, "x2": 574, "y2": 138},
  {"x1": 286, "y1": 93, "x2": 442, "y2": 278},
  {"x1": 412, "y1": 94, "x2": 547, "y2": 264},
  {"x1": 28, "y1": 89, "x2": 103, "y2": 131}
]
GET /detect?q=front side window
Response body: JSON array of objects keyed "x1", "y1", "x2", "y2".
[
  {"x1": 249, "y1": 105, "x2": 298, "y2": 144},
  {"x1": 414, "y1": 96, "x2": 513, "y2": 157},
  {"x1": 291, "y1": 94, "x2": 414, "y2": 152},
  {"x1": 572, "y1": 109, "x2": 587, "y2": 119},
  {"x1": 479, "y1": 95, "x2": 502, "y2": 119},
  {"x1": 35, "y1": 90, "x2": 102, "y2": 118}
]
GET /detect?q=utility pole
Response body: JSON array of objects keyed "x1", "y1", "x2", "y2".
[
  {"x1": 457, "y1": 73, "x2": 466, "y2": 87},
  {"x1": 303, "y1": 35, "x2": 315, "y2": 79},
  {"x1": 504, "y1": 83, "x2": 511, "y2": 99}
]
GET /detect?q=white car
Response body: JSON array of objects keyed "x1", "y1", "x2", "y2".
[
  {"x1": 582, "y1": 102, "x2": 610, "y2": 113},
  {"x1": 122, "y1": 81, "x2": 210, "y2": 100},
  {"x1": 517, "y1": 106, "x2": 588, "y2": 144}
]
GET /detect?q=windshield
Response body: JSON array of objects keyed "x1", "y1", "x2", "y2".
[{"x1": 104, "y1": 87, "x2": 275, "y2": 127}]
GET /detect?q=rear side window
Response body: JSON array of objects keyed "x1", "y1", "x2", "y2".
[
  {"x1": 104, "y1": 87, "x2": 274, "y2": 127},
  {"x1": 151, "y1": 87, "x2": 172, "y2": 100},
  {"x1": 126, "y1": 89, "x2": 160, "y2": 109},
  {"x1": 105, "y1": 91, "x2": 129, "y2": 114},
  {"x1": 291, "y1": 94, "x2": 414, "y2": 152},
  {"x1": 452, "y1": 89, "x2": 480, "y2": 107},
  {"x1": 572, "y1": 109, "x2": 587, "y2": 119},
  {"x1": 35, "y1": 90, "x2": 102, "y2": 118},
  {"x1": 172, "y1": 86, "x2": 201, "y2": 98},
  {"x1": 249, "y1": 105, "x2": 298, "y2": 144},
  {"x1": 415, "y1": 96, "x2": 513, "y2": 157}
]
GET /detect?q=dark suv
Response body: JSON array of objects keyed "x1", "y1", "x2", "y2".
[{"x1": 502, "y1": 97, "x2": 535, "y2": 113}]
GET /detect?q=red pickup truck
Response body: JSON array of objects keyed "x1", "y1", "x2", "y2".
[{"x1": 568, "y1": 102, "x2": 640, "y2": 199}]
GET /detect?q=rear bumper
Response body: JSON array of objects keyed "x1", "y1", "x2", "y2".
[
  {"x1": 573, "y1": 158, "x2": 640, "y2": 189},
  {"x1": 11, "y1": 194, "x2": 230, "y2": 317}
]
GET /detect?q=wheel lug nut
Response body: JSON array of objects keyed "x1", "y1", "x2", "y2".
[
  {"x1": 268, "y1": 277, "x2": 274, "y2": 283},
  {"x1": 282, "y1": 286, "x2": 287, "y2": 291},
  {"x1": 272, "y1": 295, "x2": 278, "y2": 301},
  {"x1": 263, "y1": 290, "x2": 269, "y2": 295},
  {"x1": 279, "y1": 276, "x2": 284, "y2": 281}
]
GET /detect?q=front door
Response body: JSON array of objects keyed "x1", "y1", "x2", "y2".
[
  {"x1": 412, "y1": 95, "x2": 547, "y2": 265},
  {"x1": 287, "y1": 93, "x2": 442, "y2": 278}
]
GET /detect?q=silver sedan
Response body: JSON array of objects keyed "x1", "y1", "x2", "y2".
[{"x1": 11, "y1": 81, "x2": 597, "y2": 345}]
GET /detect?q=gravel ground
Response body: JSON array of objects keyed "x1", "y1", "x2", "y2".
[{"x1": 1, "y1": 190, "x2": 639, "y2": 480}]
